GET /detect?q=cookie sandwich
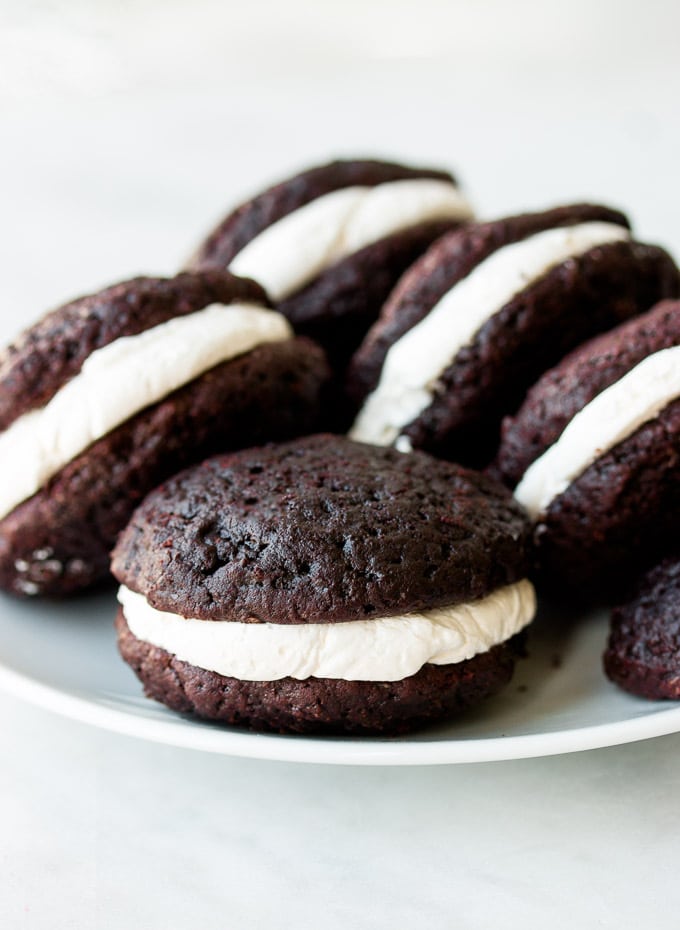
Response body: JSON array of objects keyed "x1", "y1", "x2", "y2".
[
  {"x1": 0, "y1": 271, "x2": 328, "y2": 597},
  {"x1": 113, "y1": 435, "x2": 536, "y2": 736},
  {"x1": 348, "y1": 204, "x2": 679, "y2": 466},
  {"x1": 604, "y1": 553, "x2": 680, "y2": 700},
  {"x1": 494, "y1": 300, "x2": 680, "y2": 598},
  {"x1": 187, "y1": 158, "x2": 473, "y2": 371}
]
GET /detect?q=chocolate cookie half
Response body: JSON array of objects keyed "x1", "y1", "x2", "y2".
[
  {"x1": 186, "y1": 159, "x2": 473, "y2": 371},
  {"x1": 604, "y1": 553, "x2": 680, "y2": 700},
  {"x1": 348, "y1": 204, "x2": 679, "y2": 466},
  {"x1": 493, "y1": 300, "x2": 680, "y2": 599},
  {"x1": 112, "y1": 435, "x2": 536, "y2": 735},
  {"x1": 0, "y1": 272, "x2": 329, "y2": 597}
]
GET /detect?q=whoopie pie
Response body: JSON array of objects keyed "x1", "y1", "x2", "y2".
[
  {"x1": 112, "y1": 435, "x2": 535, "y2": 736},
  {"x1": 0, "y1": 271, "x2": 328, "y2": 597},
  {"x1": 494, "y1": 300, "x2": 680, "y2": 599}
]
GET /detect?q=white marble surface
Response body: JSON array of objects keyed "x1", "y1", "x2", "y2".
[
  {"x1": 3, "y1": 690, "x2": 680, "y2": 929},
  {"x1": 1, "y1": 1, "x2": 680, "y2": 926}
]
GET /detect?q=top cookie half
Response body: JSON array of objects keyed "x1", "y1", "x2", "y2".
[{"x1": 112, "y1": 434, "x2": 532, "y2": 624}]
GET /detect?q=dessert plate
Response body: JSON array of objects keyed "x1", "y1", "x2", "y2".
[{"x1": 0, "y1": 589, "x2": 679, "y2": 765}]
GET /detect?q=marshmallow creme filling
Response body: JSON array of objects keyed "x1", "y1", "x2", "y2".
[
  {"x1": 514, "y1": 345, "x2": 680, "y2": 519},
  {"x1": 118, "y1": 580, "x2": 536, "y2": 683},
  {"x1": 0, "y1": 303, "x2": 292, "y2": 520},
  {"x1": 228, "y1": 178, "x2": 473, "y2": 302}
]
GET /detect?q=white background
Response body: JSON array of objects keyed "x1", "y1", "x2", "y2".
[{"x1": 1, "y1": 1, "x2": 680, "y2": 927}]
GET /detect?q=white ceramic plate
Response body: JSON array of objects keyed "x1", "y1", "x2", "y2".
[{"x1": 0, "y1": 589, "x2": 679, "y2": 765}]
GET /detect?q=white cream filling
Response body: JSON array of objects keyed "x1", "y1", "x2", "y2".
[
  {"x1": 514, "y1": 345, "x2": 680, "y2": 520},
  {"x1": 228, "y1": 178, "x2": 473, "y2": 302},
  {"x1": 349, "y1": 221, "x2": 631, "y2": 448},
  {"x1": 0, "y1": 303, "x2": 292, "y2": 520},
  {"x1": 119, "y1": 579, "x2": 536, "y2": 682}
]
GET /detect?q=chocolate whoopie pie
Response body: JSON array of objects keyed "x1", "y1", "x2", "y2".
[
  {"x1": 493, "y1": 300, "x2": 680, "y2": 600},
  {"x1": 112, "y1": 435, "x2": 536, "y2": 736},
  {"x1": 0, "y1": 271, "x2": 329, "y2": 597},
  {"x1": 187, "y1": 159, "x2": 473, "y2": 372},
  {"x1": 347, "y1": 204, "x2": 679, "y2": 466},
  {"x1": 604, "y1": 553, "x2": 680, "y2": 700}
]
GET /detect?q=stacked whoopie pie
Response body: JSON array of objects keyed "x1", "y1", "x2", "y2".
[
  {"x1": 0, "y1": 271, "x2": 328, "y2": 596},
  {"x1": 112, "y1": 436, "x2": 536, "y2": 735},
  {"x1": 5, "y1": 152, "x2": 680, "y2": 731},
  {"x1": 347, "y1": 204, "x2": 679, "y2": 466}
]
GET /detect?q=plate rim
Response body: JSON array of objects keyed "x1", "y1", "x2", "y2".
[{"x1": 2, "y1": 659, "x2": 680, "y2": 766}]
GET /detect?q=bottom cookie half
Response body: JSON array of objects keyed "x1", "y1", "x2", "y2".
[{"x1": 117, "y1": 611, "x2": 523, "y2": 736}]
